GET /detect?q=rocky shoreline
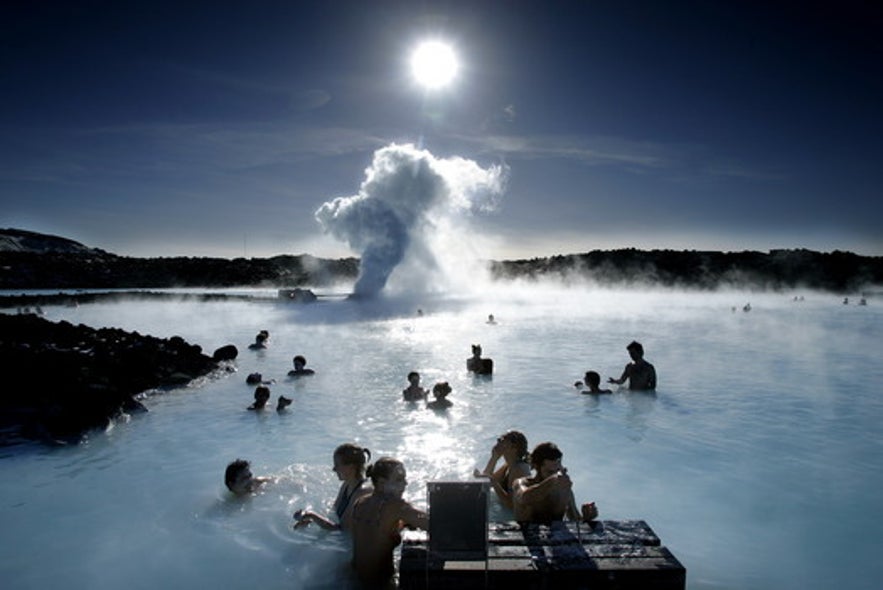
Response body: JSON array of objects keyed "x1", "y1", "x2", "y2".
[{"x1": 0, "y1": 313, "x2": 237, "y2": 446}]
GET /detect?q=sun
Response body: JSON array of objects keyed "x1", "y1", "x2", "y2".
[{"x1": 410, "y1": 41, "x2": 458, "y2": 89}]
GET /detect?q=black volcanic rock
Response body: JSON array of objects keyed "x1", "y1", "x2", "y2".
[{"x1": 0, "y1": 313, "x2": 232, "y2": 445}]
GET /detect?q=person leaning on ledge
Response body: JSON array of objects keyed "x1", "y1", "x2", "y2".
[{"x1": 512, "y1": 441, "x2": 598, "y2": 524}]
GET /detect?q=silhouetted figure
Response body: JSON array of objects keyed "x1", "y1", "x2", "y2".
[
  {"x1": 402, "y1": 371, "x2": 427, "y2": 402},
  {"x1": 426, "y1": 381, "x2": 453, "y2": 411},
  {"x1": 248, "y1": 385, "x2": 271, "y2": 410},
  {"x1": 512, "y1": 442, "x2": 597, "y2": 524},
  {"x1": 276, "y1": 396, "x2": 292, "y2": 411},
  {"x1": 581, "y1": 370, "x2": 612, "y2": 394},
  {"x1": 467, "y1": 344, "x2": 493, "y2": 375},
  {"x1": 248, "y1": 330, "x2": 270, "y2": 349},
  {"x1": 608, "y1": 341, "x2": 656, "y2": 391},
  {"x1": 288, "y1": 355, "x2": 315, "y2": 377}
]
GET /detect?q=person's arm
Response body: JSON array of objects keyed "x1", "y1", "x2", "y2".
[
  {"x1": 474, "y1": 446, "x2": 503, "y2": 478},
  {"x1": 608, "y1": 364, "x2": 631, "y2": 385},
  {"x1": 564, "y1": 490, "x2": 580, "y2": 521},
  {"x1": 293, "y1": 509, "x2": 340, "y2": 530},
  {"x1": 648, "y1": 365, "x2": 657, "y2": 389},
  {"x1": 494, "y1": 462, "x2": 531, "y2": 511},
  {"x1": 398, "y1": 502, "x2": 428, "y2": 530}
]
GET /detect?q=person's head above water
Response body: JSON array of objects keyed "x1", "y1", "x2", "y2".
[
  {"x1": 407, "y1": 371, "x2": 420, "y2": 383},
  {"x1": 627, "y1": 340, "x2": 644, "y2": 359},
  {"x1": 432, "y1": 382, "x2": 451, "y2": 398},
  {"x1": 225, "y1": 459, "x2": 255, "y2": 494},
  {"x1": 471, "y1": 344, "x2": 482, "y2": 357},
  {"x1": 333, "y1": 443, "x2": 372, "y2": 479},
  {"x1": 584, "y1": 371, "x2": 601, "y2": 387},
  {"x1": 529, "y1": 441, "x2": 563, "y2": 474},
  {"x1": 366, "y1": 457, "x2": 407, "y2": 496},
  {"x1": 293, "y1": 355, "x2": 307, "y2": 369},
  {"x1": 498, "y1": 430, "x2": 529, "y2": 459}
]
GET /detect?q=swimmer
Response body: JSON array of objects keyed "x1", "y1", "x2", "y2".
[
  {"x1": 248, "y1": 330, "x2": 269, "y2": 350},
  {"x1": 512, "y1": 442, "x2": 597, "y2": 524},
  {"x1": 402, "y1": 371, "x2": 427, "y2": 402},
  {"x1": 294, "y1": 443, "x2": 372, "y2": 531},
  {"x1": 474, "y1": 430, "x2": 531, "y2": 510},
  {"x1": 288, "y1": 355, "x2": 315, "y2": 377},
  {"x1": 426, "y1": 381, "x2": 453, "y2": 410},
  {"x1": 245, "y1": 372, "x2": 274, "y2": 385},
  {"x1": 248, "y1": 385, "x2": 271, "y2": 410},
  {"x1": 581, "y1": 371, "x2": 612, "y2": 394},
  {"x1": 487, "y1": 314, "x2": 497, "y2": 324},
  {"x1": 467, "y1": 344, "x2": 493, "y2": 375},
  {"x1": 608, "y1": 341, "x2": 656, "y2": 391},
  {"x1": 224, "y1": 459, "x2": 270, "y2": 495},
  {"x1": 350, "y1": 457, "x2": 427, "y2": 586},
  {"x1": 276, "y1": 395, "x2": 292, "y2": 411}
]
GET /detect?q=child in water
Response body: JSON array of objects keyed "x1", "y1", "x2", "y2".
[
  {"x1": 248, "y1": 385, "x2": 271, "y2": 410},
  {"x1": 580, "y1": 371, "x2": 612, "y2": 394}
]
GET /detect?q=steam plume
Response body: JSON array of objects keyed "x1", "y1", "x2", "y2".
[{"x1": 315, "y1": 143, "x2": 507, "y2": 298}]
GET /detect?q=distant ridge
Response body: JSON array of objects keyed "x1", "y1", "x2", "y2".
[
  {"x1": 0, "y1": 228, "x2": 103, "y2": 255},
  {"x1": 0, "y1": 228, "x2": 880, "y2": 292}
]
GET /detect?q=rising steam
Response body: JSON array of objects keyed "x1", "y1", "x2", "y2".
[{"x1": 315, "y1": 143, "x2": 507, "y2": 298}]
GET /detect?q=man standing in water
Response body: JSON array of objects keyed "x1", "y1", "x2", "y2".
[
  {"x1": 608, "y1": 340, "x2": 657, "y2": 390},
  {"x1": 512, "y1": 442, "x2": 597, "y2": 523}
]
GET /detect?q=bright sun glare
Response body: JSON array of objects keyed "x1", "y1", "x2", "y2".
[{"x1": 411, "y1": 41, "x2": 458, "y2": 89}]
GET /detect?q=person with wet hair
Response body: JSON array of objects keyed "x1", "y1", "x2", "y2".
[
  {"x1": 426, "y1": 381, "x2": 453, "y2": 411},
  {"x1": 467, "y1": 343, "x2": 493, "y2": 375},
  {"x1": 473, "y1": 430, "x2": 531, "y2": 510},
  {"x1": 294, "y1": 443, "x2": 372, "y2": 531},
  {"x1": 608, "y1": 340, "x2": 656, "y2": 390},
  {"x1": 350, "y1": 457, "x2": 427, "y2": 585},
  {"x1": 224, "y1": 459, "x2": 270, "y2": 496},
  {"x1": 512, "y1": 442, "x2": 597, "y2": 524},
  {"x1": 247, "y1": 385, "x2": 271, "y2": 410},
  {"x1": 402, "y1": 371, "x2": 427, "y2": 402},
  {"x1": 581, "y1": 370, "x2": 612, "y2": 394},
  {"x1": 288, "y1": 355, "x2": 315, "y2": 377}
]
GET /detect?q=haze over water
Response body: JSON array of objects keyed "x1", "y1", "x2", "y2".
[{"x1": 1, "y1": 286, "x2": 881, "y2": 590}]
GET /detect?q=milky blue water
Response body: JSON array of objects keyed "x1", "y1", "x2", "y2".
[{"x1": 1, "y1": 287, "x2": 881, "y2": 590}]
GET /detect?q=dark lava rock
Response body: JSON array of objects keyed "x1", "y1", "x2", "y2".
[
  {"x1": 0, "y1": 313, "x2": 228, "y2": 445},
  {"x1": 212, "y1": 344, "x2": 238, "y2": 361}
]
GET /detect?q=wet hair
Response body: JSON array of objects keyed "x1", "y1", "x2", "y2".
[
  {"x1": 366, "y1": 457, "x2": 403, "y2": 486},
  {"x1": 334, "y1": 443, "x2": 371, "y2": 476},
  {"x1": 254, "y1": 386, "x2": 271, "y2": 401},
  {"x1": 530, "y1": 442, "x2": 563, "y2": 470},
  {"x1": 293, "y1": 355, "x2": 306, "y2": 366},
  {"x1": 585, "y1": 371, "x2": 601, "y2": 387},
  {"x1": 433, "y1": 382, "x2": 451, "y2": 397},
  {"x1": 471, "y1": 344, "x2": 482, "y2": 356},
  {"x1": 500, "y1": 430, "x2": 529, "y2": 460},
  {"x1": 407, "y1": 371, "x2": 420, "y2": 381},
  {"x1": 627, "y1": 341, "x2": 644, "y2": 356},
  {"x1": 225, "y1": 459, "x2": 249, "y2": 489}
]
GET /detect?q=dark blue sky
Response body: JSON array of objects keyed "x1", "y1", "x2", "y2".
[{"x1": 2, "y1": 0, "x2": 881, "y2": 258}]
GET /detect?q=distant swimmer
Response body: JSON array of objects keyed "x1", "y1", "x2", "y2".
[
  {"x1": 225, "y1": 459, "x2": 270, "y2": 496},
  {"x1": 843, "y1": 297, "x2": 849, "y2": 305},
  {"x1": 426, "y1": 381, "x2": 453, "y2": 411},
  {"x1": 248, "y1": 330, "x2": 269, "y2": 350},
  {"x1": 743, "y1": 303, "x2": 752, "y2": 312},
  {"x1": 288, "y1": 355, "x2": 315, "y2": 377},
  {"x1": 248, "y1": 385, "x2": 271, "y2": 410},
  {"x1": 608, "y1": 341, "x2": 656, "y2": 391},
  {"x1": 859, "y1": 297, "x2": 868, "y2": 306},
  {"x1": 487, "y1": 314, "x2": 497, "y2": 324},
  {"x1": 402, "y1": 371, "x2": 427, "y2": 402},
  {"x1": 581, "y1": 371, "x2": 612, "y2": 394},
  {"x1": 467, "y1": 344, "x2": 494, "y2": 375},
  {"x1": 276, "y1": 395, "x2": 292, "y2": 411}
]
